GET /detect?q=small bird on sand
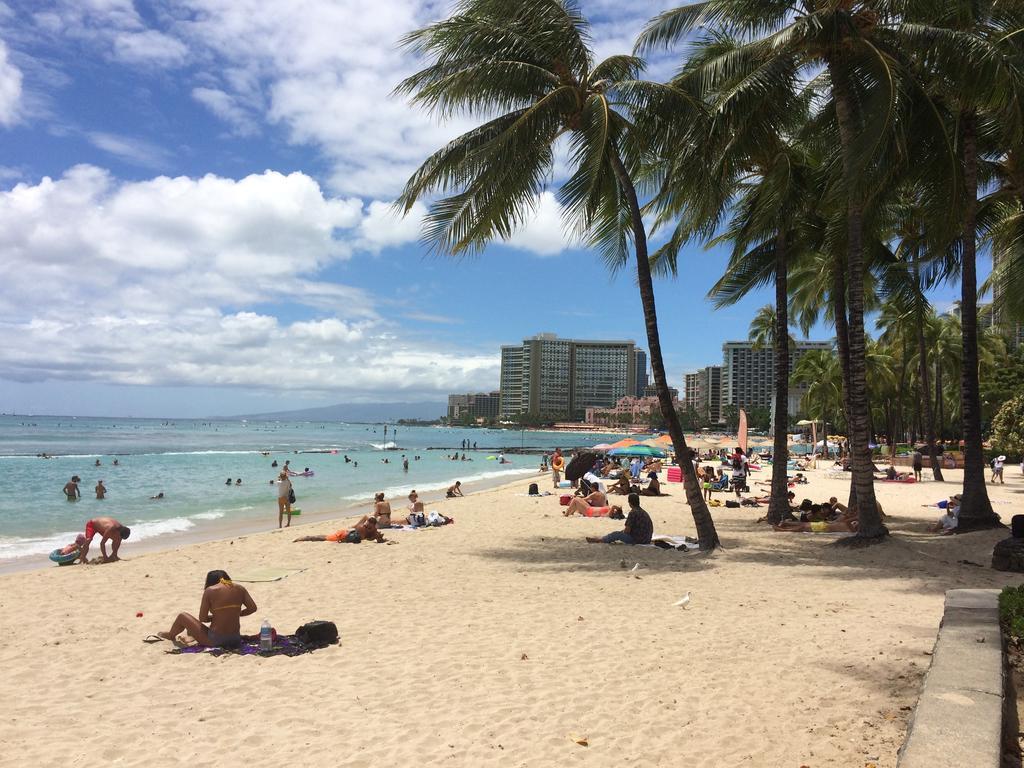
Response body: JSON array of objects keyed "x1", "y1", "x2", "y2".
[
  {"x1": 674, "y1": 591, "x2": 692, "y2": 609},
  {"x1": 629, "y1": 563, "x2": 640, "y2": 575}
]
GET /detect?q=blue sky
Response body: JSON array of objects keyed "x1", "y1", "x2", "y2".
[{"x1": 0, "y1": 0, "x2": 971, "y2": 418}]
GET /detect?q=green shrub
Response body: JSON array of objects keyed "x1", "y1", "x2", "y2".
[{"x1": 999, "y1": 585, "x2": 1024, "y2": 638}]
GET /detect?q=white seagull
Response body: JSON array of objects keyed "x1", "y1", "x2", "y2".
[{"x1": 674, "y1": 591, "x2": 692, "y2": 609}]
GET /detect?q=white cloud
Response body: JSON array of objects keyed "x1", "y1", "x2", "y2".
[
  {"x1": 30, "y1": 0, "x2": 190, "y2": 67},
  {"x1": 192, "y1": 86, "x2": 259, "y2": 136},
  {"x1": 502, "y1": 191, "x2": 581, "y2": 256},
  {"x1": 360, "y1": 199, "x2": 425, "y2": 251},
  {"x1": 0, "y1": 39, "x2": 22, "y2": 126},
  {"x1": 112, "y1": 29, "x2": 189, "y2": 67},
  {"x1": 0, "y1": 165, "x2": 500, "y2": 396},
  {"x1": 87, "y1": 131, "x2": 171, "y2": 169}
]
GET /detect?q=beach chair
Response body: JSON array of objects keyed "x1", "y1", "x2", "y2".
[{"x1": 708, "y1": 476, "x2": 730, "y2": 492}]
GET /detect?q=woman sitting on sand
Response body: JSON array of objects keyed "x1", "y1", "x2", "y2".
[
  {"x1": 608, "y1": 472, "x2": 632, "y2": 495},
  {"x1": 157, "y1": 570, "x2": 257, "y2": 648},
  {"x1": 639, "y1": 472, "x2": 663, "y2": 497},
  {"x1": 563, "y1": 489, "x2": 608, "y2": 516},
  {"x1": 373, "y1": 492, "x2": 393, "y2": 527}
]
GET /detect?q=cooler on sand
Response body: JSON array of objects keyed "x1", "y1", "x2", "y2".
[{"x1": 666, "y1": 466, "x2": 683, "y2": 483}]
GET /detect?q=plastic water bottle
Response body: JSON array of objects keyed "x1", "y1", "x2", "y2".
[{"x1": 260, "y1": 619, "x2": 273, "y2": 652}]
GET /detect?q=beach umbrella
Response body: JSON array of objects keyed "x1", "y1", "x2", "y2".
[
  {"x1": 608, "y1": 438, "x2": 641, "y2": 449},
  {"x1": 591, "y1": 442, "x2": 613, "y2": 451},
  {"x1": 564, "y1": 452, "x2": 599, "y2": 482},
  {"x1": 796, "y1": 419, "x2": 814, "y2": 426},
  {"x1": 608, "y1": 445, "x2": 668, "y2": 458}
]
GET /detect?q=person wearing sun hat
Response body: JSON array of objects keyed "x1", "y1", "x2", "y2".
[{"x1": 992, "y1": 455, "x2": 1006, "y2": 484}]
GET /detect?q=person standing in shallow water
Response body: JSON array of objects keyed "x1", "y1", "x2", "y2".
[
  {"x1": 63, "y1": 476, "x2": 81, "y2": 500},
  {"x1": 95, "y1": 480, "x2": 106, "y2": 499}
]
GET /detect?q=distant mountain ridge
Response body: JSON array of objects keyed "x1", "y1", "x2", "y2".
[{"x1": 230, "y1": 401, "x2": 446, "y2": 422}]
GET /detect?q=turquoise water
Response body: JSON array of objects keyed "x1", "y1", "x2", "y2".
[{"x1": 0, "y1": 416, "x2": 625, "y2": 560}]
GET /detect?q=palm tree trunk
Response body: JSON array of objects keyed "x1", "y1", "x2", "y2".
[
  {"x1": 957, "y1": 113, "x2": 999, "y2": 528},
  {"x1": 912, "y1": 251, "x2": 943, "y2": 481},
  {"x1": 609, "y1": 149, "x2": 720, "y2": 549},
  {"x1": 768, "y1": 230, "x2": 790, "y2": 525},
  {"x1": 831, "y1": 257, "x2": 858, "y2": 512},
  {"x1": 830, "y1": 76, "x2": 886, "y2": 539}
]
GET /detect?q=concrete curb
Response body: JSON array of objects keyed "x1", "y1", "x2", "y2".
[{"x1": 898, "y1": 589, "x2": 1004, "y2": 767}]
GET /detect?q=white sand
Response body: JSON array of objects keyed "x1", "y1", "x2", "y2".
[{"x1": 1, "y1": 466, "x2": 1021, "y2": 767}]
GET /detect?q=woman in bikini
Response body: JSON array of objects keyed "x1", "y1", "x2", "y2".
[
  {"x1": 373, "y1": 492, "x2": 393, "y2": 527},
  {"x1": 158, "y1": 570, "x2": 257, "y2": 648}
]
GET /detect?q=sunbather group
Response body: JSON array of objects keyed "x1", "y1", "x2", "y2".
[{"x1": 771, "y1": 496, "x2": 886, "y2": 533}]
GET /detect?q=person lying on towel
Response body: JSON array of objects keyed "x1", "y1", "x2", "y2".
[{"x1": 294, "y1": 515, "x2": 386, "y2": 544}]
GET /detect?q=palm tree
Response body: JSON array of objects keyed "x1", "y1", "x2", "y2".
[
  {"x1": 393, "y1": 0, "x2": 720, "y2": 548},
  {"x1": 635, "y1": 1, "x2": 929, "y2": 540},
  {"x1": 791, "y1": 349, "x2": 844, "y2": 432},
  {"x1": 639, "y1": 28, "x2": 817, "y2": 526},
  {"x1": 902, "y1": 0, "x2": 1024, "y2": 527},
  {"x1": 876, "y1": 196, "x2": 946, "y2": 479}
]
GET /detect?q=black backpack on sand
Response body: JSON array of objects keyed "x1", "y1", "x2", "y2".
[
  {"x1": 528, "y1": 483, "x2": 539, "y2": 495},
  {"x1": 296, "y1": 620, "x2": 339, "y2": 648}
]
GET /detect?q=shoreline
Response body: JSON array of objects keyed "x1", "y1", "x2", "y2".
[{"x1": 0, "y1": 465, "x2": 544, "y2": 576}]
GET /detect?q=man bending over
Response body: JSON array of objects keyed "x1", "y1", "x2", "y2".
[{"x1": 79, "y1": 517, "x2": 131, "y2": 563}]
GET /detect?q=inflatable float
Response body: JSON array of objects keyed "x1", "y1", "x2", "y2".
[{"x1": 49, "y1": 548, "x2": 79, "y2": 566}]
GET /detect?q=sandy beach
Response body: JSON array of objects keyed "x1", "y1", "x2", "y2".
[{"x1": 1, "y1": 465, "x2": 1021, "y2": 767}]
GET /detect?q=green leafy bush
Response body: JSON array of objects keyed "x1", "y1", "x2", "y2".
[
  {"x1": 991, "y1": 394, "x2": 1024, "y2": 459},
  {"x1": 999, "y1": 585, "x2": 1024, "y2": 639}
]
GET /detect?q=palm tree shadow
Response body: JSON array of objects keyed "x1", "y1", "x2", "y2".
[
  {"x1": 474, "y1": 535, "x2": 715, "y2": 574},
  {"x1": 474, "y1": 516, "x2": 1010, "y2": 595}
]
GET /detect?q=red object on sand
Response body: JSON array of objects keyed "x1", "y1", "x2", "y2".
[
  {"x1": 136, "y1": 612, "x2": 144, "y2": 617},
  {"x1": 666, "y1": 466, "x2": 682, "y2": 483}
]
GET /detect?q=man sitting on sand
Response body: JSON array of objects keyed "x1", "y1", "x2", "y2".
[
  {"x1": 930, "y1": 494, "x2": 961, "y2": 534},
  {"x1": 79, "y1": 517, "x2": 131, "y2": 563},
  {"x1": 446, "y1": 481, "x2": 464, "y2": 498},
  {"x1": 586, "y1": 493, "x2": 653, "y2": 545},
  {"x1": 294, "y1": 515, "x2": 386, "y2": 543}
]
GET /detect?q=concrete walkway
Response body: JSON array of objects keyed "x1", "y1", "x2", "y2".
[{"x1": 898, "y1": 588, "x2": 1004, "y2": 767}]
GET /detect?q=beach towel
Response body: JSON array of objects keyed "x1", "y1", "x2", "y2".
[
  {"x1": 165, "y1": 633, "x2": 328, "y2": 657},
  {"x1": 643, "y1": 535, "x2": 700, "y2": 551},
  {"x1": 233, "y1": 567, "x2": 306, "y2": 583}
]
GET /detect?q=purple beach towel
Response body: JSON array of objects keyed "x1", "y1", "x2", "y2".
[{"x1": 166, "y1": 633, "x2": 330, "y2": 657}]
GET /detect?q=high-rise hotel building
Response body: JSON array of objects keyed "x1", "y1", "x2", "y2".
[
  {"x1": 499, "y1": 333, "x2": 647, "y2": 420},
  {"x1": 684, "y1": 340, "x2": 831, "y2": 425}
]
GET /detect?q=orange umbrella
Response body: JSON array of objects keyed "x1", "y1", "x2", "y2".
[{"x1": 609, "y1": 438, "x2": 641, "y2": 449}]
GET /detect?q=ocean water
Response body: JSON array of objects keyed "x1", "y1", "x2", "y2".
[{"x1": 0, "y1": 416, "x2": 625, "y2": 561}]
